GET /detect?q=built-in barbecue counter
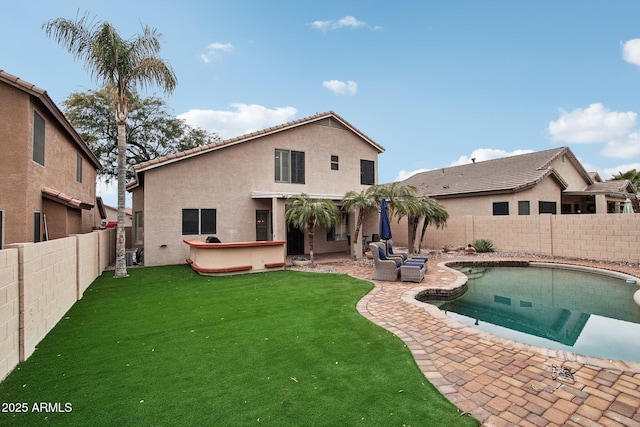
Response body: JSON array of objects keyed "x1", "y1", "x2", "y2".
[{"x1": 183, "y1": 239, "x2": 287, "y2": 276}]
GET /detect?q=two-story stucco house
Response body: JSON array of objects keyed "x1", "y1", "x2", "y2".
[
  {"x1": 0, "y1": 70, "x2": 102, "y2": 249},
  {"x1": 127, "y1": 111, "x2": 384, "y2": 266}
]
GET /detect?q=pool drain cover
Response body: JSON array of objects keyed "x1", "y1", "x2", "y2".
[{"x1": 552, "y1": 365, "x2": 574, "y2": 383}]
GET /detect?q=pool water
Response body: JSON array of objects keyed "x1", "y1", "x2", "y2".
[{"x1": 420, "y1": 265, "x2": 640, "y2": 362}]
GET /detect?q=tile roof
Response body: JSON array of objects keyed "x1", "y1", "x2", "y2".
[
  {"x1": 42, "y1": 186, "x2": 94, "y2": 210},
  {"x1": 399, "y1": 147, "x2": 589, "y2": 197},
  {"x1": 132, "y1": 111, "x2": 384, "y2": 174},
  {"x1": 0, "y1": 70, "x2": 102, "y2": 169}
]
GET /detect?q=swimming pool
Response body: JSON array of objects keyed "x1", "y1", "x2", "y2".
[{"x1": 417, "y1": 263, "x2": 640, "y2": 362}]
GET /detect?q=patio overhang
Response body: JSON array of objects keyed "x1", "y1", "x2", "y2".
[
  {"x1": 42, "y1": 187, "x2": 94, "y2": 210},
  {"x1": 251, "y1": 191, "x2": 345, "y2": 201}
]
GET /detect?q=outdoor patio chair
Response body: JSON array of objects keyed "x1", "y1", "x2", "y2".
[{"x1": 370, "y1": 242, "x2": 401, "y2": 281}]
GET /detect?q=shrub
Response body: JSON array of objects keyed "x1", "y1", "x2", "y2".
[{"x1": 472, "y1": 239, "x2": 494, "y2": 253}]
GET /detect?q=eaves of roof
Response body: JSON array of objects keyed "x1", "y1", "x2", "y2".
[{"x1": 0, "y1": 70, "x2": 102, "y2": 170}]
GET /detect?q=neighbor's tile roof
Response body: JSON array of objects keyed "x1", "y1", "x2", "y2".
[
  {"x1": 583, "y1": 179, "x2": 635, "y2": 194},
  {"x1": 0, "y1": 70, "x2": 102, "y2": 169},
  {"x1": 132, "y1": 111, "x2": 384, "y2": 174},
  {"x1": 400, "y1": 147, "x2": 589, "y2": 197}
]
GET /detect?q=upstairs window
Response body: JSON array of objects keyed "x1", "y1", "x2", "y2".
[
  {"x1": 360, "y1": 160, "x2": 375, "y2": 185},
  {"x1": 275, "y1": 149, "x2": 305, "y2": 183},
  {"x1": 33, "y1": 111, "x2": 45, "y2": 166},
  {"x1": 76, "y1": 153, "x2": 83, "y2": 183},
  {"x1": 331, "y1": 155, "x2": 339, "y2": 170}
]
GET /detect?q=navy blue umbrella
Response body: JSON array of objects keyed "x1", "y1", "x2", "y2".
[{"x1": 379, "y1": 198, "x2": 392, "y2": 242}]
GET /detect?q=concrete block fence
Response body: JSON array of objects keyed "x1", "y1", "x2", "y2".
[
  {"x1": 0, "y1": 228, "x2": 116, "y2": 381},
  {"x1": 392, "y1": 213, "x2": 640, "y2": 263}
]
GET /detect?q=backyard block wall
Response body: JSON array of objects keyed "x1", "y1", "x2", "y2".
[
  {"x1": 20, "y1": 237, "x2": 77, "y2": 361},
  {"x1": 394, "y1": 213, "x2": 640, "y2": 263},
  {"x1": 0, "y1": 227, "x2": 116, "y2": 381},
  {"x1": 0, "y1": 248, "x2": 19, "y2": 384}
]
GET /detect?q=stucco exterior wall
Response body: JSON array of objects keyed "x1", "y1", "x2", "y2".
[
  {"x1": 0, "y1": 248, "x2": 19, "y2": 381},
  {"x1": 0, "y1": 80, "x2": 98, "y2": 247},
  {"x1": 139, "y1": 121, "x2": 380, "y2": 266}
]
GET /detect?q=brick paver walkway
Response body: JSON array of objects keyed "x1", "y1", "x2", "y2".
[{"x1": 320, "y1": 255, "x2": 640, "y2": 427}]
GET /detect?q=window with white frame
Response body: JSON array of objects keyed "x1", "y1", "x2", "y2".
[{"x1": 275, "y1": 149, "x2": 305, "y2": 183}]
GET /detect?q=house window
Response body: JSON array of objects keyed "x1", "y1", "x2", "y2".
[
  {"x1": 493, "y1": 202, "x2": 509, "y2": 216},
  {"x1": 360, "y1": 159, "x2": 375, "y2": 185},
  {"x1": 327, "y1": 212, "x2": 349, "y2": 241},
  {"x1": 275, "y1": 149, "x2": 305, "y2": 183},
  {"x1": 33, "y1": 111, "x2": 45, "y2": 166},
  {"x1": 518, "y1": 201, "x2": 530, "y2": 215},
  {"x1": 201, "y1": 209, "x2": 217, "y2": 234},
  {"x1": 539, "y1": 201, "x2": 557, "y2": 214},
  {"x1": 331, "y1": 155, "x2": 339, "y2": 170},
  {"x1": 34, "y1": 212, "x2": 42, "y2": 242},
  {"x1": 134, "y1": 211, "x2": 144, "y2": 245},
  {"x1": 76, "y1": 153, "x2": 83, "y2": 183},
  {"x1": 182, "y1": 208, "x2": 217, "y2": 235}
]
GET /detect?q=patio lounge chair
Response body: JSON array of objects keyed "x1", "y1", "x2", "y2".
[
  {"x1": 384, "y1": 241, "x2": 429, "y2": 269},
  {"x1": 370, "y1": 242, "x2": 401, "y2": 281}
]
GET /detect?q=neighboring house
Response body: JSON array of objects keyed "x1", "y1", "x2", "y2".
[
  {"x1": 398, "y1": 147, "x2": 636, "y2": 217},
  {"x1": 127, "y1": 111, "x2": 384, "y2": 266},
  {"x1": 103, "y1": 204, "x2": 132, "y2": 227},
  {"x1": 0, "y1": 70, "x2": 102, "y2": 249}
]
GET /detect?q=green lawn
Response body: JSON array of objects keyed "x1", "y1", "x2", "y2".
[{"x1": 0, "y1": 266, "x2": 478, "y2": 426}]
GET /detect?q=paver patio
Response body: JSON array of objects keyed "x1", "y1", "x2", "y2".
[{"x1": 309, "y1": 253, "x2": 640, "y2": 427}]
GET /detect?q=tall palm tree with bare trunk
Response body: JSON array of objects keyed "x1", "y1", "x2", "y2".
[{"x1": 44, "y1": 13, "x2": 177, "y2": 278}]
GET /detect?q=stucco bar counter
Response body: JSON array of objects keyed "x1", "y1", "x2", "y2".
[{"x1": 184, "y1": 239, "x2": 287, "y2": 276}]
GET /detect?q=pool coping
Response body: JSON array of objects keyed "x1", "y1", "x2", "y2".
[{"x1": 403, "y1": 260, "x2": 640, "y2": 374}]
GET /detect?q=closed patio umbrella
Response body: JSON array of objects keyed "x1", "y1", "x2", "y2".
[
  {"x1": 379, "y1": 198, "x2": 392, "y2": 251},
  {"x1": 622, "y1": 198, "x2": 634, "y2": 213}
]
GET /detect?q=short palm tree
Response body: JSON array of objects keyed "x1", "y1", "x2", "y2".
[
  {"x1": 44, "y1": 13, "x2": 177, "y2": 278},
  {"x1": 285, "y1": 194, "x2": 340, "y2": 266},
  {"x1": 394, "y1": 194, "x2": 448, "y2": 253},
  {"x1": 341, "y1": 186, "x2": 379, "y2": 257}
]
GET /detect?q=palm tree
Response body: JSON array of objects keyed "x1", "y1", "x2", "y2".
[
  {"x1": 376, "y1": 182, "x2": 416, "y2": 219},
  {"x1": 44, "y1": 14, "x2": 177, "y2": 278},
  {"x1": 610, "y1": 169, "x2": 640, "y2": 191},
  {"x1": 285, "y1": 194, "x2": 340, "y2": 266},
  {"x1": 341, "y1": 186, "x2": 379, "y2": 257},
  {"x1": 417, "y1": 197, "x2": 448, "y2": 253},
  {"x1": 394, "y1": 194, "x2": 448, "y2": 253}
]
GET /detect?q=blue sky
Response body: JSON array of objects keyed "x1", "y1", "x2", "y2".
[{"x1": 3, "y1": 1, "x2": 640, "y2": 207}]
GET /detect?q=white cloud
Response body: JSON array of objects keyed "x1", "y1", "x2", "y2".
[
  {"x1": 548, "y1": 103, "x2": 637, "y2": 144},
  {"x1": 449, "y1": 148, "x2": 534, "y2": 166},
  {"x1": 177, "y1": 103, "x2": 298, "y2": 139},
  {"x1": 309, "y1": 16, "x2": 380, "y2": 31},
  {"x1": 601, "y1": 131, "x2": 640, "y2": 158},
  {"x1": 200, "y1": 42, "x2": 234, "y2": 63},
  {"x1": 622, "y1": 38, "x2": 640, "y2": 67},
  {"x1": 322, "y1": 80, "x2": 358, "y2": 95}
]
